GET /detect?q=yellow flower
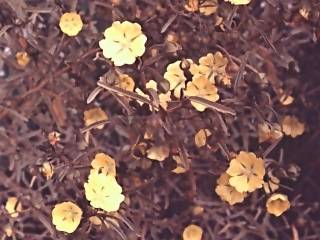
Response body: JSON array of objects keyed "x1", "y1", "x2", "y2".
[
  {"x1": 225, "y1": 0, "x2": 251, "y2": 5},
  {"x1": 182, "y1": 224, "x2": 203, "y2": 240},
  {"x1": 83, "y1": 107, "x2": 108, "y2": 130},
  {"x1": 59, "y1": 12, "x2": 83, "y2": 37},
  {"x1": 257, "y1": 123, "x2": 283, "y2": 143},
  {"x1": 281, "y1": 116, "x2": 305, "y2": 138},
  {"x1": 266, "y1": 194, "x2": 290, "y2": 217},
  {"x1": 215, "y1": 173, "x2": 247, "y2": 205},
  {"x1": 51, "y1": 201, "x2": 82, "y2": 233},
  {"x1": 194, "y1": 128, "x2": 212, "y2": 147},
  {"x1": 172, "y1": 155, "x2": 188, "y2": 174},
  {"x1": 147, "y1": 145, "x2": 170, "y2": 161},
  {"x1": 116, "y1": 74, "x2": 135, "y2": 92},
  {"x1": 226, "y1": 151, "x2": 265, "y2": 193},
  {"x1": 99, "y1": 21, "x2": 147, "y2": 66},
  {"x1": 185, "y1": 0, "x2": 218, "y2": 16},
  {"x1": 164, "y1": 60, "x2": 192, "y2": 98},
  {"x1": 5, "y1": 197, "x2": 22, "y2": 218},
  {"x1": 40, "y1": 161, "x2": 54, "y2": 180},
  {"x1": 84, "y1": 171, "x2": 125, "y2": 212},
  {"x1": 16, "y1": 51, "x2": 30, "y2": 67},
  {"x1": 263, "y1": 175, "x2": 280, "y2": 194},
  {"x1": 190, "y1": 52, "x2": 230, "y2": 85},
  {"x1": 91, "y1": 153, "x2": 116, "y2": 176},
  {"x1": 184, "y1": 75, "x2": 219, "y2": 111}
]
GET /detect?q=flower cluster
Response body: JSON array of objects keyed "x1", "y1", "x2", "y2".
[{"x1": 215, "y1": 151, "x2": 290, "y2": 216}]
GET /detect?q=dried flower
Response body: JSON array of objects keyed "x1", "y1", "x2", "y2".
[
  {"x1": 59, "y1": 12, "x2": 83, "y2": 37},
  {"x1": 257, "y1": 123, "x2": 283, "y2": 143},
  {"x1": 5, "y1": 197, "x2": 22, "y2": 218},
  {"x1": 192, "y1": 206, "x2": 204, "y2": 216},
  {"x1": 3, "y1": 225, "x2": 12, "y2": 237},
  {"x1": 48, "y1": 131, "x2": 61, "y2": 145},
  {"x1": 116, "y1": 74, "x2": 135, "y2": 92},
  {"x1": 99, "y1": 21, "x2": 147, "y2": 66},
  {"x1": 279, "y1": 94, "x2": 294, "y2": 106},
  {"x1": 215, "y1": 173, "x2": 247, "y2": 205},
  {"x1": 226, "y1": 151, "x2": 265, "y2": 193},
  {"x1": 263, "y1": 175, "x2": 280, "y2": 194},
  {"x1": 281, "y1": 116, "x2": 305, "y2": 138},
  {"x1": 266, "y1": 193, "x2": 290, "y2": 217},
  {"x1": 91, "y1": 153, "x2": 116, "y2": 176},
  {"x1": 89, "y1": 216, "x2": 102, "y2": 225},
  {"x1": 172, "y1": 155, "x2": 188, "y2": 174},
  {"x1": 83, "y1": 107, "x2": 108, "y2": 130},
  {"x1": 135, "y1": 80, "x2": 171, "y2": 110},
  {"x1": 184, "y1": 75, "x2": 219, "y2": 111},
  {"x1": 147, "y1": 145, "x2": 170, "y2": 161},
  {"x1": 164, "y1": 60, "x2": 192, "y2": 98},
  {"x1": 190, "y1": 52, "x2": 230, "y2": 85},
  {"x1": 52, "y1": 201, "x2": 82, "y2": 233},
  {"x1": 16, "y1": 51, "x2": 30, "y2": 67},
  {"x1": 185, "y1": 0, "x2": 218, "y2": 16},
  {"x1": 194, "y1": 128, "x2": 212, "y2": 147},
  {"x1": 84, "y1": 171, "x2": 124, "y2": 212},
  {"x1": 182, "y1": 224, "x2": 203, "y2": 240},
  {"x1": 41, "y1": 161, "x2": 54, "y2": 180},
  {"x1": 225, "y1": 0, "x2": 251, "y2": 5}
]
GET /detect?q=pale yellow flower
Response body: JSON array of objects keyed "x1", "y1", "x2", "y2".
[
  {"x1": 83, "y1": 107, "x2": 108, "y2": 130},
  {"x1": 99, "y1": 21, "x2": 147, "y2": 66},
  {"x1": 84, "y1": 172, "x2": 124, "y2": 212},
  {"x1": 164, "y1": 60, "x2": 192, "y2": 98},
  {"x1": 257, "y1": 123, "x2": 283, "y2": 143},
  {"x1": 147, "y1": 145, "x2": 170, "y2": 161},
  {"x1": 225, "y1": 0, "x2": 251, "y2": 5},
  {"x1": 190, "y1": 52, "x2": 230, "y2": 85},
  {"x1": 182, "y1": 224, "x2": 203, "y2": 240},
  {"x1": 266, "y1": 193, "x2": 290, "y2": 217},
  {"x1": 194, "y1": 128, "x2": 212, "y2": 147},
  {"x1": 59, "y1": 12, "x2": 83, "y2": 37},
  {"x1": 51, "y1": 201, "x2": 82, "y2": 233},
  {"x1": 215, "y1": 173, "x2": 247, "y2": 205},
  {"x1": 40, "y1": 161, "x2": 54, "y2": 180},
  {"x1": 279, "y1": 94, "x2": 294, "y2": 106},
  {"x1": 5, "y1": 197, "x2": 22, "y2": 218},
  {"x1": 116, "y1": 74, "x2": 135, "y2": 92},
  {"x1": 226, "y1": 151, "x2": 265, "y2": 193},
  {"x1": 16, "y1": 51, "x2": 30, "y2": 67},
  {"x1": 281, "y1": 116, "x2": 305, "y2": 138},
  {"x1": 184, "y1": 75, "x2": 219, "y2": 111},
  {"x1": 91, "y1": 153, "x2": 116, "y2": 176}
]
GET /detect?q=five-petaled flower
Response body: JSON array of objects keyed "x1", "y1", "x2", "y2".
[
  {"x1": 84, "y1": 171, "x2": 125, "y2": 212},
  {"x1": 51, "y1": 201, "x2": 82, "y2": 233},
  {"x1": 266, "y1": 193, "x2": 290, "y2": 217},
  {"x1": 184, "y1": 75, "x2": 219, "y2": 111},
  {"x1": 99, "y1": 21, "x2": 147, "y2": 66},
  {"x1": 59, "y1": 12, "x2": 83, "y2": 37},
  {"x1": 226, "y1": 151, "x2": 265, "y2": 193},
  {"x1": 164, "y1": 60, "x2": 193, "y2": 98},
  {"x1": 215, "y1": 173, "x2": 247, "y2": 205},
  {"x1": 190, "y1": 52, "x2": 231, "y2": 85}
]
